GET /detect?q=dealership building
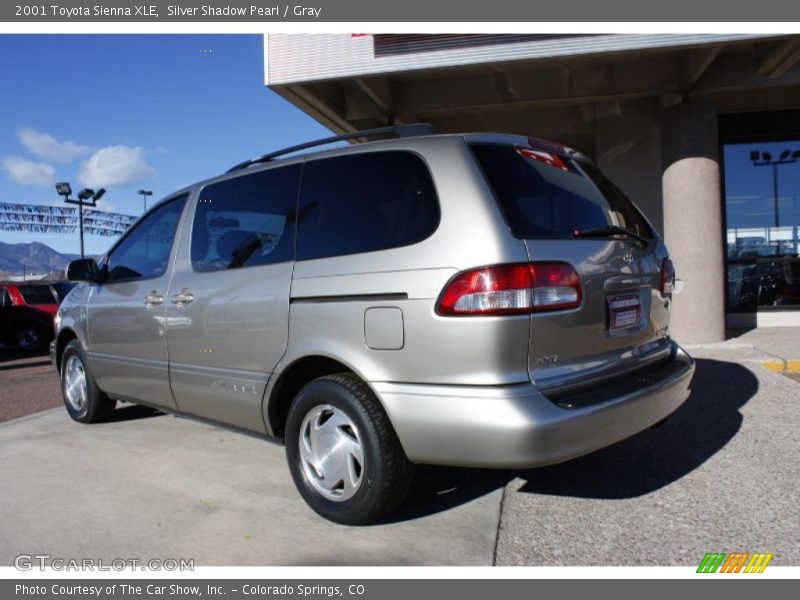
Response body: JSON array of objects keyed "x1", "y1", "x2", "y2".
[{"x1": 264, "y1": 34, "x2": 800, "y2": 343}]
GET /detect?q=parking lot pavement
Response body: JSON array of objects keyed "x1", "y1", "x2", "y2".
[
  {"x1": 1, "y1": 334, "x2": 798, "y2": 566},
  {"x1": 495, "y1": 351, "x2": 800, "y2": 566},
  {"x1": 0, "y1": 408, "x2": 504, "y2": 566},
  {"x1": 0, "y1": 348, "x2": 61, "y2": 423},
  {"x1": 726, "y1": 327, "x2": 800, "y2": 363}
]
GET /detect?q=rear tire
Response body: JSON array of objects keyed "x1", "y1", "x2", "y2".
[
  {"x1": 285, "y1": 373, "x2": 413, "y2": 525},
  {"x1": 60, "y1": 339, "x2": 116, "y2": 423}
]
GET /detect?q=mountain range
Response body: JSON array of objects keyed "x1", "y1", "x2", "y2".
[{"x1": 0, "y1": 241, "x2": 90, "y2": 277}]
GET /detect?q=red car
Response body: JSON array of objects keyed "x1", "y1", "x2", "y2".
[{"x1": 0, "y1": 282, "x2": 58, "y2": 352}]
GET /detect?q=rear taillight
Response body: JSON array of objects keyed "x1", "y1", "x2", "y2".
[
  {"x1": 436, "y1": 262, "x2": 582, "y2": 316},
  {"x1": 660, "y1": 258, "x2": 676, "y2": 297},
  {"x1": 531, "y1": 263, "x2": 583, "y2": 311}
]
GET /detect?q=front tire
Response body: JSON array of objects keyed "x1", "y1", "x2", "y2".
[
  {"x1": 285, "y1": 373, "x2": 413, "y2": 525},
  {"x1": 60, "y1": 339, "x2": 116, "y2": 423}
]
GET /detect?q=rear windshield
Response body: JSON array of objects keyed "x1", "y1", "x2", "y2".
[
  {"x1": 471, "y1": 144, "x2": 654, "y2": 240},
  {"x1": 17, "y1": 285, "x2": 56, "y2": 305}
]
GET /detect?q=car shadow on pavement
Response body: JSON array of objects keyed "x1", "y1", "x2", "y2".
[
  {"x1": 378, "y1": 464, "x2": 507, "y2": 524},
  {"x1": 514, "y1": 358, "x2": 757, "y2": 499},
  {"x1": 384, "y1": 358, "x2": 757, "y2": 522},
  {"x1": 108, "y1": 403, "x2": 165, "y2": 423},
  {"x1": 0, "y1": 347, "x2": 50, "y2": 366}
]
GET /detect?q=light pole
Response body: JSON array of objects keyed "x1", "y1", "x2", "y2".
[
  {"x1": 55, "y1": 183, "x2": 105, "y2": 259},
  {"x1": 750, "y1": 149, "x2": 800, "y2": 233},
  {"x1": 137, "y1": 189, "x2": 153, "y2": 213}
]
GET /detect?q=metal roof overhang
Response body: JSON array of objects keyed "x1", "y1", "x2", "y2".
[{"x1": 266, "y1": 34, "x2": 800, "y2": 145}]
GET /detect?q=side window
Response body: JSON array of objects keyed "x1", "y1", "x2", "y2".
[
  {"x1": 0, "y1": 287, "x2": 9, "y2": 308},
  {"x1": 105, "y1": 195, "x2": 187, "y2": 283},
  {"x1": 296, "y1": 151, "x2": 439, "y2": 261},
  {"x1": 191, "y1": 164, "x2": 301, "y2": 272}
]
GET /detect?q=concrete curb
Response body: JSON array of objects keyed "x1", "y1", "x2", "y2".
[
  {"x1": 682, "y1": 342, "x2": 755, "y2": 350},
  {"x1": 0, "y1": 407, "x2": 61, "y2": 430}
]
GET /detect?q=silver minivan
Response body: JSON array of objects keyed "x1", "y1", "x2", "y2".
[{"x1": 52, "y1": 126, "x2": 695, "y2": 524}]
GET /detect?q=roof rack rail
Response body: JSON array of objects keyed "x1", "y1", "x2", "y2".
[{"x1": 226, "y1": 123, "x2": 437, "y2": 172}]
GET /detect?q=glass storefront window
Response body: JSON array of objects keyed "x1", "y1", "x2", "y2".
[{"x1": 724, "y1": 140, "x2": 800, "y2": 311}]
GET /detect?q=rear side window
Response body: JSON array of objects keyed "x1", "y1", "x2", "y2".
[
  {"x1": 296, "y1": 151, "x2": 439, "y2": 261},
  {"x1": 17, "y1": 285, "x2": 56, "y2": 305},
  {"x1": 472, "y1": 144, "x2": 654, "y2": 240},
  {"x1": 191, "y1": 165, "x2": 301, "y2": 272},
  {"x1": 578, "y1": 161, "x2": 654, "y2": 240}
]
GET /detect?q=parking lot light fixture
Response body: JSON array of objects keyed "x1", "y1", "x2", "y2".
[
  {"x1": 137, "y1": 189, "x2": 153, "y2": 213},
  {"x1": 58, "y1": 184, "x2": 98, "y2": 260},
  {"x1": 55, "y1": 182, "x2": 72, "y2": 198}
]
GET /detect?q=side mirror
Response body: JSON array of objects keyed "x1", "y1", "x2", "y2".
[{"x1": 67, "y1": 258, "x2": 101, "y2": 282}]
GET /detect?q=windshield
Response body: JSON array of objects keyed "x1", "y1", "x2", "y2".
[{"x1": 471, "y1": 143, "x2": 654, "y2": 240}]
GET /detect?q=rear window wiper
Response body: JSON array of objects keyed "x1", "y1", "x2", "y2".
[{"x1": 572, "y1": 225, "x2": 649, "y2": 248}]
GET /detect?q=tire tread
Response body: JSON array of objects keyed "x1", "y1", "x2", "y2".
[
  {"x1": 285, "y1": 372, "x2": 413, "y2": 524},
  {"x1": 324, "y1": 373, "x2": 413, "y2": 519}
]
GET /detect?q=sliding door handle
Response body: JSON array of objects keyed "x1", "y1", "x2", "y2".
[{"x1": 171, "y1": 288, "x2": 195, "y2": 306}]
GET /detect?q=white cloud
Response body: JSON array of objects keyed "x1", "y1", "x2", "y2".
[
  {"x1": 18, "y1": 127, "x2": 91, "y2": 164},
  {"x1": 1, "y1": 156, "x2": 56, "y2": 187},
  {"x1": 79, "y1": 145, "x2": 155, "y2": 188},
  {"x1": 93, "y1": 201, "x2": 118, "y2": 213}
]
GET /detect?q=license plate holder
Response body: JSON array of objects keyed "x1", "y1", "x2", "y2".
[{"x1": 608, "y1": 293, "x2": 642, "y2": 331}]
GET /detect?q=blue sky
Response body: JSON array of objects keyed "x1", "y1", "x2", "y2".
[{"x1": 0, "y1": 34, "x2": 330, "y2": 255}]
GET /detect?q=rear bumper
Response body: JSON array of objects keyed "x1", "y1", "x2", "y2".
[{"x1": 374, "y1": 342, "x2": 694, "y2": 468}]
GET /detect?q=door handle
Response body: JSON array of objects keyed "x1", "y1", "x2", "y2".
[
  {"x1": 144, "y1": 291, "x2": 164, "y2": 308},
  {"x1": 171, "y1": 288, "x2": 195, "y2": 306}
]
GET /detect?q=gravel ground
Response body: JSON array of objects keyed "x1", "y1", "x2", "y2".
[{"x1": 0, "y1": 346, "x2": 61, "y2": 423}]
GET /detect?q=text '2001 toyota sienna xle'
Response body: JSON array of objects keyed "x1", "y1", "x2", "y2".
[{"x1": 52, "y1": 125, "x2": 695, "y2": 524}]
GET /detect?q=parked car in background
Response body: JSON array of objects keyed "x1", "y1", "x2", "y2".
[
  {"x1": 50, "y1": 281, "x2": 77, "y2": 304},
  {"x1": 54, "y1": 126, "x2": 694, "y2": 524},
  {"x1": 0, "y1": 282, "x2": 58, "y2": 352}
]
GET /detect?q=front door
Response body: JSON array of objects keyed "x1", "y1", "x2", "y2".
[
  {"x1": 86, "y1": 194, "x2": 188, "y2": 408},
  {"x1": 165, "y1": 163, "x2": 301, "y2": 432}
]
